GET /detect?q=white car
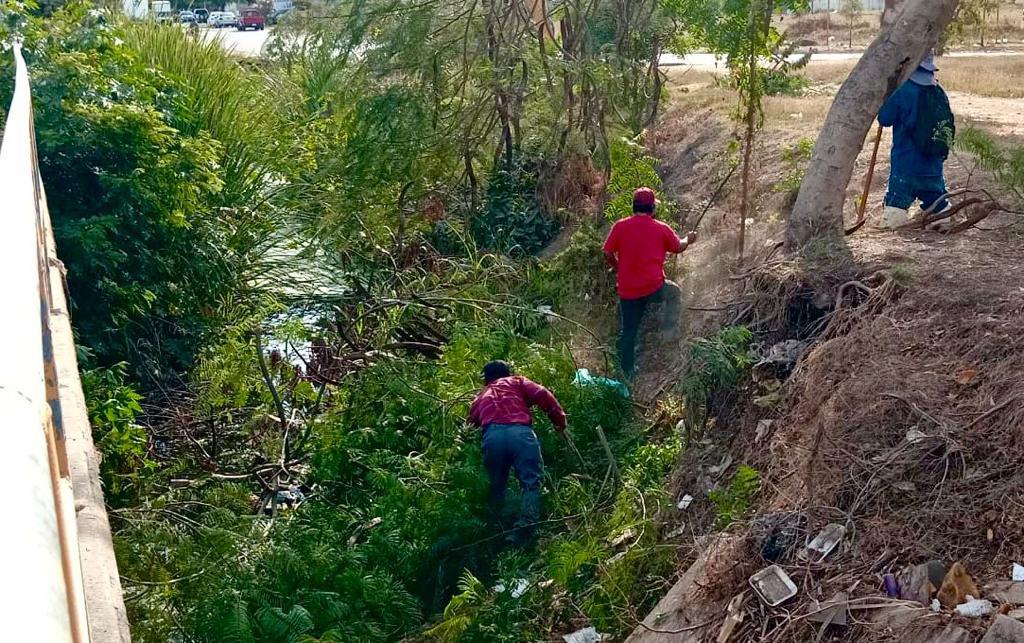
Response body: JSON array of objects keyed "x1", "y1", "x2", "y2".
[{"x1": 209, "y1": 11, "x2": 238, "y2": 28}]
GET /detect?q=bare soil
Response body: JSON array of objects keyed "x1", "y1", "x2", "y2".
[{"x1": 623, "y1": 54, "x2": 1024, "y2": 642}]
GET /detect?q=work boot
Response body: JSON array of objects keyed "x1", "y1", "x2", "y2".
[{"x1": 879, "y1": 206, "x2": 909, "y2": 229}]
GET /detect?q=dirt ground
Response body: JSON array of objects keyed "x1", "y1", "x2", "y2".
[
  {"x1": 620, "y1": 52, "x2": 1024, "y2": 643},
  {"x1": 776, "y1": 5, "x2": 1024, "y2": 51}
]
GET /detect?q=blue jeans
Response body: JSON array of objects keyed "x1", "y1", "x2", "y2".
[
  {"x1": 885, "y1": 174, "x2": 948, "y2": 212},
  {"x1": 482, "y1": 424, "x2": 542, "y2": 542}
]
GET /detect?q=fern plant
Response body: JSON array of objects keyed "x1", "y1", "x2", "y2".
[
  {"x1": 709, "y1": 465, "x2": 761, "y2": 528},
  {"x1": 680, "y1": 326, "x2": 754, "y2": 441}
]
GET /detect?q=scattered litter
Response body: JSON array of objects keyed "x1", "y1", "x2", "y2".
[
  {"x1": 808, "y1": 591, "x2": 849, "y2": 627},
  {"x1": 1013, "y1": 563, "x2": 1024, "y2": 582},
  {"x1": 562, "y1": 626, "x2": 608, "y2": 643},
  {"x1": 905, "y1": 427, "x2": 928, "y2": 444},
  {"x1": 677, "y1": 494, "x2": 693, "y2": 510},
  {"x1": 491, "y1": 578, "x2": 529, "y2": 598},
  {"x1": 572, "y1": 369, "x2": 629, "y2": 398},
  {"x1": 939, "y1": 562, "x2": 980, "y2": 608},
  {"x1": 927, "y1": 560, "x2": 948, "y2": 588},
  {"x1": 749, "y1": 565, "x2": 798, "y2": 607},
  {"x1": 716, "y1": 593, "x2": 747, "y2": 642},
  {"x1": 754, "y1": 339, "x2": 809, "y2": 379},
  {"x1": 755, "y1": 419, "x2": 773, "y2": 444},
  {"x1": 900, "y1": 562, "x2": 932, "y2": 605},
  {"x1": 932, "y1": 599, "x2": 942, "y2": 613},
  {"x1": 606, "y1": 551, "x2": 627, "y2": 565},
  {"x1": 666, "y1": 524, "x2": 687, "y2": 539},
  {"x1": 608, "y1": 529, "x2": 635, "y2": 548},
  {"x1": 883, "y1": 573, "x2": 900, "y2": 598},
  {"x1": 510, "y1": 578, "x2": 530, "y2": 599},
  {"x1": 803, "y1": 523, "x2": 846, "y2": 563},
  {"x1": 536, "y1": 305, "x2": 554, "y2": 317},
  {"x1": 955, "y1": 596, "x2": 994, "y2": 617},
  {"x1": 708, "y1": 454, "x2": 733, "y2": 476},
  {"x1": 755, "y1": 512, "x2": 807, "y2": 562},
  {"x1": 538, "y1": 579, "x2": 554, "y2": 589},
  {"x1": 346, "y1": 516, "x2": 382, "y2": 546}
]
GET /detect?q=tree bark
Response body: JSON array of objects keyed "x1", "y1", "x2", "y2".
[
  {"x1": 784, "y1": 0, "x2": 960, "y2": 252},
  {"x1": 882, "y1": 0, "x2": 908, "y2": 28}
]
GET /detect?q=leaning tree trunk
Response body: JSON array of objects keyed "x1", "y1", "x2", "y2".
[
  {"x1": 784, "y1": 0, "x2": 960, "y2": 252},
  {"x1": 882, "y1": 0, "x2": 908, "y2": 28}
]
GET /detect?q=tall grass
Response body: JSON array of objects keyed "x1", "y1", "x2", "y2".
[{"x1": 122, "y1": 23, "x2": 278, "y2": 204}]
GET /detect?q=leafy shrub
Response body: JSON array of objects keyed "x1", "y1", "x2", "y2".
[
  {"x1": 776, "y1": 138, "x2": 815, "y2": 198},
  {"x1": 605, "y1": 136, "x2": 666, "y2": 223},
  {"x1": 470, "y1": 159, "x2": 560, "y2": 257},
  {"x1": 680, "y1": 326, "x2": 753, "y2": 440},
  {"x1": 709, "y1": 464, "x2": 761, "y2": 528},
  {"x1": 81, "y1": 364, "x2": 152, "y2": 506},
  {"x1": 956, "y1": 126, "x2": 1024, "y2": 204},
  {"x1": 761, "y1": 68, "x2": 810, "y2": 96},
  {"x1": 0, "y1": 4, "x2": 273, "y2": 377}
]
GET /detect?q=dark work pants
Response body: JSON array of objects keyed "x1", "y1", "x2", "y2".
[
  {"x1": 617, "y1": 280, "x2": 681, "y2": 378},
  {"x1": 884, "y1": 173, "x2": 949, "y2": 212},
  {"x1": 482, "y1": 423, "x2": 543, "y2": 542}
]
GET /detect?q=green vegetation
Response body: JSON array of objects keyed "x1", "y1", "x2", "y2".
[
  {"x1": 709, "y1": 464, "x2": 761, "y2": 528},
  {"x1": 0, "y1": 0, "x2": 785, "y2": 640},
  {"x1": 777, "y1": 138, "x2": 816, "y2": 197},
  {"x1": 680, "y1": 326, "x2": 754, "y2": 441},
  {"x1": 956, "y1": 126, "x2": 1024, "y2": 204}
]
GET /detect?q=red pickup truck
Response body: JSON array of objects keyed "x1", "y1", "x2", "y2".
[{"x1": 237, "y1": 8, "x2": 265, "y2": 31}]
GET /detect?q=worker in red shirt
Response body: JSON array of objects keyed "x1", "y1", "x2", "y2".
[
  {"x1": 468, "y1": 360, "x2": 567, "y2": 546},
  {"x1": 603, "y1": 187, "x2": 697, "y2": 378}
]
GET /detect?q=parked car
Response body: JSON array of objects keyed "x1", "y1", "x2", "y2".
[
  {"x1": 152, "y1": 0, "x2": 173, "y2": 22},
  {"x1": 178, "y1": 10, "x2": 196, "y2": 23},
  {"x1": 209, "y1": 11, "x2": 237, "y2": 27},
  {"x1": 193, "y1": 8, "x2": 209, "y2": 23},
  {"x1": 236, "y1": 8, "x2": 265, "y2": 31}
]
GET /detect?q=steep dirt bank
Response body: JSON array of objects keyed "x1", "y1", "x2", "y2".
[{"x1": 623, "y1": 68, "x2": 1024, "y2": 642}]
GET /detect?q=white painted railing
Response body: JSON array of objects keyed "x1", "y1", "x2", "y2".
[{"x1": 0, "y1": 43, "x2": 130, "y2": 643}]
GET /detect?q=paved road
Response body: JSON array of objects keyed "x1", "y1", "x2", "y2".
[
  {"x1": 203, "y1": 26, "x2": 272, "y2": 56},
  {"x1": 206, "y1": 26, "x2": 1024, "y2": 65}
]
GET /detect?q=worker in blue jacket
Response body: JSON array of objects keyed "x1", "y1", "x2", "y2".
[{"x1": 877, "y1": 54, "x2": 955, "y2": 230}]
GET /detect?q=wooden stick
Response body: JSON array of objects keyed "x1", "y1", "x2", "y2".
[
  {"x1": 846, "y1": 124, "x2": 883, "y2": 235},
  {"x1": 594, "y1": 425, "x2": 620, "y2": 482}
]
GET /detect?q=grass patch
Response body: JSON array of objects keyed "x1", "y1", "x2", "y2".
[{"x1": 937, "y1": 56, "x2": 1024, "y2": 98}]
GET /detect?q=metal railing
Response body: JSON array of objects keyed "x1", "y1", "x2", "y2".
[{"x1": 0, "y1": 44, "x2": 131, "y2": 642}]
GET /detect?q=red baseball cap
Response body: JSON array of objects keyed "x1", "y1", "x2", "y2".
[{"x1": 633, "y1": 187, "x2": 657, "y2": 209}]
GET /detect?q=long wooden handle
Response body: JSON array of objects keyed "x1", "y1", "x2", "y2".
[{"x1": 846, "y1": 124, "x2": 884, "y2": 235}]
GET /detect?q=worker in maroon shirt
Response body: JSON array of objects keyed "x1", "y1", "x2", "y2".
[
  {"x1": 467, "y1": 360, "x2": 567, "y2": 546},
  {"x1": 603, "y1": 187, "x2": 697, "y2": 378}
]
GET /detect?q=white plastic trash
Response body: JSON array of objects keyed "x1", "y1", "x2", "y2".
[
  {"x1": 510, "y1": 579, "x2": 530, "y2": 599},
  {"x1": 955, "y1": 596, "x2": 994, "y2": 617},
  {"x1": 563, "y1": 626, "x2": 608, "y2": 643},
  {"x1": 1013, "y1": 563, "x2": 1024, "y2": 582}
]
